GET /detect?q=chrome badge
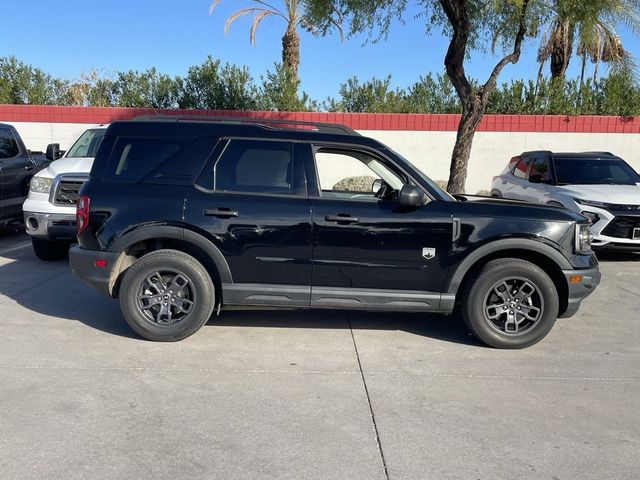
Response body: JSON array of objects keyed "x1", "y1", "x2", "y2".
[{"x1": 422, "y1": 248, "x2": 436, "y2": 260}]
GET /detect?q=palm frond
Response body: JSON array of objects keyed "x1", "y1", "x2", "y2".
[
  {"x1": 249, "y1": 11, "x2": 275, "y2": 46},
  {"x1": 224, "y1": 8, "x2": 273, "y2": 36}
]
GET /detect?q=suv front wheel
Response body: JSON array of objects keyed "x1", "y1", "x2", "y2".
[
  {"x1": 462, "y1": 258, "x2": 559, "y2": 349},
  {"x1": 119, "y1": 249, "x2": 215, "y2": 341}
]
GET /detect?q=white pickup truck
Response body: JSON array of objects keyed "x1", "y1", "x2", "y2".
[{"x1": 23, "y1": 126, "x2": 107, "y2": 260}]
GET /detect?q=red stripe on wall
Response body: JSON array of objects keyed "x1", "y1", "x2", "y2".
[{"x1": 1, "y1": 104, "x2": 639, "y2": 133}]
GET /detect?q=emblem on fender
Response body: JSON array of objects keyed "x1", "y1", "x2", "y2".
[{"x1": 422, "y1": 248, "x2": 436, "y2": 260}]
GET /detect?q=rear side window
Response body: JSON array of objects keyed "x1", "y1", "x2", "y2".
[
  {"x1": 214, "y1": 140, "x2": 304, "y2": 195},
  {"x1": 0, "y1": 129, "x2": 20, "y2": 159},
  {"x1": 512, "y1": 157, "x2": 531, "y2": 179},
  {"x1": 104, "y1": 136, "x2": 218, "y2": 184}
]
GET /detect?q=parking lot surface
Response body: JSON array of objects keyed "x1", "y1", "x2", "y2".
[{"x1": 0, "y1": 229, "x2": 638, "y2": 480}]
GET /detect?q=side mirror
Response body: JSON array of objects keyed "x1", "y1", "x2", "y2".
[
  {"x1": 398, "y1": 184, "x2": 426, "y2": 207},
  {"x1": 371, "y1": 178, "x2": 384, "y2": 194},
  {"x1": 529, "y1": 174, "x2": 546, "y2": 184},
  {"x1": 45, "y1": 143, "x2": 64, "y2": 161}
]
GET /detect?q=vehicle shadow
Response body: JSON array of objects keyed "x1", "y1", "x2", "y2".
[
  {"x1": 0, "y1": 232, "x2": 479, "y2": 347},
  {"x1": 596, "y1": 251, "x2": 640, "y2": 262}
]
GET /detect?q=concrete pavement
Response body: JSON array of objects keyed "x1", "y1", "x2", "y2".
[{"x1": 0, "y1": 230, "x2": 638, "y2": 479}]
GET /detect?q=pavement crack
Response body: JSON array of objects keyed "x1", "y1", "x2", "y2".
[
  {"x1": 347, "y1": 313, "x2": 390, "y2": 480},
  {"x1": 618, "y1": 286, "x2": 640, "y2": 298}
]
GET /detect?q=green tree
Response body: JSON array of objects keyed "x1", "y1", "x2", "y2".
[
  {"x1": 304, "y1": 1, "x2": 546, "y2": 193},
  {"x1": 326, "y1": 75, "x2": 408, "y2": 112},
  {"x1": 178, "y1": 55, "x2": 259, "y2": 110},
  {"x1": 537, "y1": 0, "x2": 639, "y2": 81}
]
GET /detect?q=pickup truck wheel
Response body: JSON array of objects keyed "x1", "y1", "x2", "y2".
[
  {"x1": 462, "y1": 259, "x2": 559, "y2": 349},
  {"x1": 119, "y1": 249, "x2": 215, "y2": 342},
  {"x1": 31, "y1": 238, "x2": 69, "y2": 261}
]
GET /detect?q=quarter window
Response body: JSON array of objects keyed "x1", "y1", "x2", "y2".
[
  {"x1": 214, "y1": 140, "x2": 303, "y2": 195},
  {"x1": 513, "y1": 157, "x2": 532, "y2": 179}
]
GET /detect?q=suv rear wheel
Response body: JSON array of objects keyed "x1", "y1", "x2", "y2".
[
  {"x1": 119, "y1": 249, "x2": 215, "y2": 341},
  {"x1": 462, "y1": 258, "x2": 559, "y2": 349}
]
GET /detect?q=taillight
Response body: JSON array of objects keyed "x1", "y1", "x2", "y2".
[{"x1": 76, "y1": 195, "x2": 90, "y2": 235}]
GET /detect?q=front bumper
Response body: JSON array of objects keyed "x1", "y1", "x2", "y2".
[
  {"x1": 559, "y1": 267, "x2": 601, "y2": 318},
  {"x1": 69, "y1": 246, "x2": 120, "y2": 297},
  {"x1": 24, "y1": 211, "x2": 76, "y2": 241}
]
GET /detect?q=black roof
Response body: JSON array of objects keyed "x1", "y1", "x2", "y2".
[{"x1": 106, "y1": 116, "x2": 384, "y2": 149}]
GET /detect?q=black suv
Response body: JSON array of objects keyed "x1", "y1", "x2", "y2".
[{"x1": 70, "y1": 117, "x2": 600, "y2": 348}]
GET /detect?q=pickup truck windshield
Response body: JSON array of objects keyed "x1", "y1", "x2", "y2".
[
  {"x1": 66, "y1": 129, "x2": 106, "y2": 158},
  {"x1": 555, "y1": 158, "x2": 640, "y2": 185}
]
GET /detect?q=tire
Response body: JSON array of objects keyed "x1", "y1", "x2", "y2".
[
  {"x1": 490, "y1": 190, "x2": 502, "y2": 198},
  {"x1": 461, "y1": 258, "x2": 559, "y2": 349},
  {"x1": 32, "y1": 238, "x2": 69, "y2": 261},
  {"x1": 119, "y1": 249, "x2": 215, "y2": 342}
]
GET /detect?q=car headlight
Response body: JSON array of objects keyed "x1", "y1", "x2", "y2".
[
  {"x1": 580, "y1": 211, "x2": 600, "y2": 224},
  {"x1": 574, "y1": 198, "x2": 607, "y2": 209},
  {"x1": 575, "y1": 223, "x2": 593, "y2": 253},
  {"x1": 30, "y1": 176, "x2": 54, "y2": 194}
]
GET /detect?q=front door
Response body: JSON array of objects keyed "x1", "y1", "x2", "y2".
[
  {"x1": 0, "y1": 128, "x2": 34, "y2": 220},
  {"x1": 307, "y1": 145, "x2": 453, "y2": 310},
  {"x1": 186, "y1": 139, "x2": 312, "y2": 306}
]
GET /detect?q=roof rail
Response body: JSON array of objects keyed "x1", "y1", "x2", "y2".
[{"x1": 131, "y1": 115, "x2": 360, "y2": 136}]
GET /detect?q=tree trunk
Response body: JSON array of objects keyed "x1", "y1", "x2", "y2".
[
  {"x1": 550, "y1": 22, "x2": 574, "y2": 79},
  {"x1": 447, "y1": 103, "x2": 484, "y2": 193},
  {"x1": 282, "y1": 23, "x2": 300, "y2": 77}
]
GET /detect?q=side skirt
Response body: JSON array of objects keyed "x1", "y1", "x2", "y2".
[{"x1": 222, "y1": 283, "x2": 455, "y2": 313}]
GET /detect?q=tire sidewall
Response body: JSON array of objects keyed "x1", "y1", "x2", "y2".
[
  {"x1": 120, "y1": 252, "x2": 214, "y2": 341},
  {"x1": 464, "y1": 261, "x2": 559, "y2": 349}
]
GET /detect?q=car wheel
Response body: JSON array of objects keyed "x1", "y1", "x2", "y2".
[
  {"x1": 462, "y1": 258, "x2": 559, "y2": 349},
  {"x1": 490, "y1": 190, "x2": 502, "y2": 198},
  {"x1": 119, "y1": 249, "x2": 215, "y2": 342},
  {"x1": 31, "y1": 238, "x2": 69, "y2": 261}
]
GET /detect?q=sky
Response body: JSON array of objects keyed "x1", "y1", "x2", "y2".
[{"x1": 3, "y1": 0, "x2": 640, "y2": 102}]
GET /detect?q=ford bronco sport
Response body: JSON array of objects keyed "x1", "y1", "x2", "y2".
[{"x1": 70, "y1": 117, "x2": 601, "y2": 348}]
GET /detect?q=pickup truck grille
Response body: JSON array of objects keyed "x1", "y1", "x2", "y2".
[
  {"x1": 601, "y1": 216, "x2": 640, "y2": 239},
  {"x1": 53, "y1": 177, "x2": 87, "y2": 206}
]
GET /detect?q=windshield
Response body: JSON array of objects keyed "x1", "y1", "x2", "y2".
[
  {"x1": 384, "y1": 148, "x2": 455, "y2": 201},
  {"x1": 555, "y1": 158, "x2": 640, "y2": 185},
  {"x1": 66, "y1": 129, "x2": 106, "y2": 158}
]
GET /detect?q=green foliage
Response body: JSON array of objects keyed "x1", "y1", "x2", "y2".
[
  {"x1": 258, "y1": 63, "x2": 314, "y2": 111},
  {"x1": 2, "y1": 55, "x2": 640, "y2": 116},
  {"x1": 178, "y1": 55, "x2": 259, "y2": 110}
]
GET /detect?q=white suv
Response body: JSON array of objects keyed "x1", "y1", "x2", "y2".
[
  {"x1": 23, "y1": 126, "x2": 107, "y2": 260},
  {"x1": 491, "y1": 151, "x2": 640, "y2": 252}
]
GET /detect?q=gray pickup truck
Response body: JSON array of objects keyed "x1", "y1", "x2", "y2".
[{"x1": 0, "y1": 123, "x2": 49, "y2": 228}]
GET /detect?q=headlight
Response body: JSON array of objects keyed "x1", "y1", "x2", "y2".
[
  {"x1": 580, "y1": 211, "x2": 600, "y2": 224},
  {"x1": 30, "y1": 176, "x2": 54, "y2": 194},
  {"x1": 574, "y1": 198, "x2": 607, "y2": 209},
  {"x1": 575, "y1": 224, "x2": 593, "y2": 253}
]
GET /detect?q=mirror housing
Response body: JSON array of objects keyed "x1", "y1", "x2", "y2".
[
  {"x1": 398, "y1": 184, "x2": 426, "y2": 207},
  {"x1": 45, "y1": 143, "x2": 64, "y2": 161},
  {"x1": 371, "y1": 178, "x2": 384, "y2": 194}
]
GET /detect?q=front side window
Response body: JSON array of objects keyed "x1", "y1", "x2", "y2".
[
  {"x1": 214, "y1": 140, "x2": 303, "y2": 195},
  {"x1": 0, "y1": 129, "x2": 20, "y2": 159},
  {"x1": 314, "y1": 148, "x2": 404, "y2": 201},
  {"x1": 554, "y1": 158, "x2": 640, "y2": 185},
  {"x1": 66, "y1": 129, "x2": 106, "y2": 158}
]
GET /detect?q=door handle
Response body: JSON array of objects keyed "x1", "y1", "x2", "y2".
[
  {"x1": 325, "y1": 214, "x2": 359, "y2": 224},
  {"x1": 204, "y1": 208, "x2": 239, "y2": 218}
]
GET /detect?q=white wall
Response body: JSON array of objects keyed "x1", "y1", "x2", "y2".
[{"x1": 7, "y1": 121, "x2": 640, "y2": 194}]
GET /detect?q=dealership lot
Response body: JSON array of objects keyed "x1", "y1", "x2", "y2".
[{"x1": 0, "y1": 230, "x2": 638, "y2": 480}]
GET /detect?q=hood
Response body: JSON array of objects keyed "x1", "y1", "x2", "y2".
[
  {"x1": 558, "y1": 184, "x2": 640, "y2": 204},
  {"x1": 455, "y1": 195, "x2": 584, "y2": 223},
  {"x1": 36, "y1": 157, "x2": 95, "y2": 179}
]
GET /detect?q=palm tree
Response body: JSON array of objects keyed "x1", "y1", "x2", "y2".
[
  {"x1": 536, "y1": 0, "x2": 640, "y2": 82},
  {"x1": 209, "y1": 0, "x2": 342, "y2": 78}
]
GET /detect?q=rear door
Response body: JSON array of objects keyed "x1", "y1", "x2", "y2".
[
  {"x1": 0, "y1": 127, "x2": 35, "y2": 220},
  {"x1": 186, "y1": 138, "x2": 313, "y2": 306}
]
